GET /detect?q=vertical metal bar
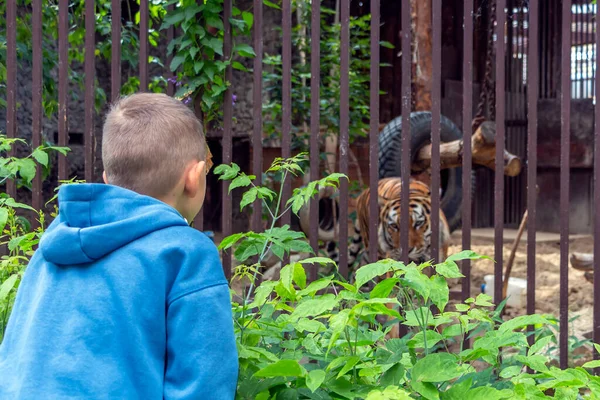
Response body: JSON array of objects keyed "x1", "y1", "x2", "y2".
[
  {"x1": 369, "y1": 0, "x2": 380, "y2": 263},
  {"x1": 281, "y1": 0, "x2": 292, "y2": 265},
  {"x1": 400, "y1": 0, "x2": 411, "y2": 263},
  {"x1": 527, "y1": 0, "x2": 539, "y2": 346},
  {"x1": 308, "y1": 0, "x2": 320, "y2": 280},
  {"x1": 369, "y1": 0, "x2": 381, "y2": 262},
  {"x1": 166, "y1": 3, "x2": 175, "y2": 97},
  {"x1": 560, "y1": 0, "x2": 571, "y2": 370},
  {"x1": 31, "y1": 0, "x2": 43, "y2": 216},
  {"x1": 58, "y1": 0, "x2": 69, "y2": 180},
  {"x1": 222, "y1": 0, "x2": 233, "y2": 278},
  {"x1": 462, "y1": 0, "x2": 474, "y2": 300},
  {"x1": 85, "y1": 0, "x2": 95, "y2": 183},
  {"x1": 338, "y1": 0, "x2": 350, "y2": 276},
  {"x1": 431, "y1": 0, "x2": 441, "y2": 264},
  {"x1": 594, "y1": 0, "x2": 600, "y2": 363},
  {"x1": 6, "y1": 0, "x2": 17, "y2": 198},
  {"x1": 252, "y1": 0, "x2": 264, "y2": 233},
  {"x1": 139, "y1": 0, "x2": 149, "y2": 91},
  {"x1": 112, "y1": 0, "x2": 122, "y2": 101},
  {"x1": 494, "y1": 0, "x2": 506, "y2": 306}
]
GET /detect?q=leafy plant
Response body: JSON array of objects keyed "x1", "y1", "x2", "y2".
[
  {"x1": 217, "y1": 154, "x2": 600, "y2": 399},
  {"x1": 161, "y1": 0, "x2": 255, "y2": 131},
  {"x1": 0, "y1": 134, "x2": 69, "y2": 341}
]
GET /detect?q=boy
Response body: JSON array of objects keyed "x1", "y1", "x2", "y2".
[{"x1": 0, "y1": 93, "x2": 238, "y2": 399}]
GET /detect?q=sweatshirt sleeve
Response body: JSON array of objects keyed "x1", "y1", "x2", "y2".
[{"x1": 163, "y1": 283, "x2": 239, "y2": 400}]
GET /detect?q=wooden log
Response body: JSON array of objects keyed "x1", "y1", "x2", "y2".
[
  {"x1": 414, "y1": 121, "x2": 522, "y2": 177},
  {"x1": 503, "y1": 210, "x2": 528, "y2": 298},
  {"x1": 570, "y1": 252, "x2": 594, "y2": 271}
]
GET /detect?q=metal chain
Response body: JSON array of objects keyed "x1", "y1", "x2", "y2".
[{"x1": 475, "y1": 0, "x2": 497, "y2": 125}]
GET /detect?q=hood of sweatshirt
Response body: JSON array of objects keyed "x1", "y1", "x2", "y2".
[{"x1": 39, "y1": 183, "x2": 188, "y2": 265}]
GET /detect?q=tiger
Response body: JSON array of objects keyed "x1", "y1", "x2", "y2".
[
  {"x1": 348, "y1": 177, "x2": 451, "y2": 268},
  {"x1": 347, "y1": 177, "x2": 452, "y2": 338}
]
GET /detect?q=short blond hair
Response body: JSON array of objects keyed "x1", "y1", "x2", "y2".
[{"x1": 102, "y1": 93, "x2": 207, "y2": 197}]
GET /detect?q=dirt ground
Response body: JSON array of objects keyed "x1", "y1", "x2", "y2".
[{"x1": 447, "y1": 233, "x2": 595, "y2": 341}]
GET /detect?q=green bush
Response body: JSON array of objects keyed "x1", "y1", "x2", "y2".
[{"x1": 216, "y1": 154, "x2": 600, "y2": 400}]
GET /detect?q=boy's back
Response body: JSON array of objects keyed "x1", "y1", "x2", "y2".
[
  {"x1": 0, "y1": 93, "x2": 238, "y2": 399},
  {"x1": 0, "y1": 184, "x2": 238, "y2": 399}
]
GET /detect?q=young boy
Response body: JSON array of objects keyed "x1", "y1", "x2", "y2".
[{"x1": 0, "y1": 93, "x2": 238, "y2": 399}]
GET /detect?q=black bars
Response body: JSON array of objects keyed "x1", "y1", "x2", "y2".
[
  {"x1": 431, "y1": 0, "x2": 442, "y2": 264},
  {"x1": 281, "y1": 0, "x2": 292, "y2": 247},
  {"x1": 6, "y1": 0, "x2": 17, "y2": 198},
  {"x1": 595, "y1": 0, "x2": 600, "y2": 361},
  {"x1": 222, "y1": 0, "x2": 233, "y2": 279},
  {"x1": 494, "y1": 0, "x2": 506, "y2": 306},
  {"x1": 462, "y1": 0, "x2": 474, "y2": 301},
  {"x1": 560, "y1": 0, "x2": 572, "y2": 370},
  {"x1": 31, "y1": 0, "x2": 43, "y2": 215},
  {"x1": 308, "y1": 0, "x2": 320, "y2": 281},
  {"x1": 84, "y1": 0, "x2": 95, "y2": 183},
  {"x1": 400, "y1": 0, "x2": 411, "y2": 263},
  {"x1": 112, "y1": 0, "x2": 122, "y2": 100},
  {"x1": 139, "y1": 0, "x2": 149, "y2": 91},
  {"x1": 338, "y1": 0, "x2": 350, "y2": 276},
  {"x1": 368, "y1": 0, "x2": 380, "y2": 264},
  {"x1": 252, "y1": 0, "x2": 264, "y2": 237},
  {"x1": 527, "y1": 0, "x2": 539, "y2": 345},
  {"x1": 58, "y1": 0, "x2": 69, "y2": 180}
]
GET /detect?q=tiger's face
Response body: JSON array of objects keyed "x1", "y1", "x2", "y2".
[{"x1": 378, "y1": 197, "x2": 432, "y2": 264}]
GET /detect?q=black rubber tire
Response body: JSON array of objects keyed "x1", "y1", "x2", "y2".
[{"x1": 378, "y1": 111, "x2": 472, "y2": 233}]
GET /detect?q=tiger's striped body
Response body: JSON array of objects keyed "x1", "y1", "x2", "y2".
[{"x1": 349, "y1": 177, "x2": 451, "y2": 266}]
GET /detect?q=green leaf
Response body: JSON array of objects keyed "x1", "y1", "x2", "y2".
[
  {"x1": 234, "y1": 43, "x2": 256, "y2": 58},
  {"x1": 254, "y1": 359, "x2": 306, "y2": 377},
  {"x1": 408, "y1": 330, "x2": 444, "y2": 350},
  {"x1": 500, "y1": 365, "x2": 522, "y2": 378},
  {"x1": 0, "y1": 208, "x2": 8, "y2": 231},
  {"x1": 306, "y1": 369, "x2": 326, "y2": 393},
  {"x1": 370, "y1": 278, "x2": 398, "y2": 299},
  {"x1": 295, "y1": 318, "x2": 326, "y2": 333},
  {"x1": 411, "y1": 353, "x2": 464, "y2": 382},
  {"x1": 232, "y1": 61, "x2": 249, "y2": 72},
  {"x1": 411, "y1": 380, "x2": 439, "y2": 400},
  {"x1": 0, "y1": 274, "x2": 18, "y2": 302},
  {"x1": 242, "y1": 11, "x2": 254, "y2": 30},
  {"x1": 18, "y1": 159, "x2": 37, "y2": 183},
  {"x1": 206, "y1": 16, "x2": 224, "y2": 31},
  {"x1": 380, "y1": 41, "x2": 395, "y2": 49},
  {"x1": 528, "y1": 335, "x2": 554, "y2": 356},
  {"x1": 170, "y1": 54, "x2": 186, "y2": 71},
  {"x1": 218, "y1": 232, "x2": 246, "y2": 250},
  {"x1": 435, "y1": 261, "x2": 465, "y2": 279},
  {"x1": 455, "y1": 304, "x2": 470, "y2": 312},
  {"x1": 297, "y1": 276, "x2": 333, "y2": 296},
  {"x1": 293, "y1": 263, "x2": 307, "y2": 289},
  {"x1": 263, "y1": 0, "x2": 281, "y2": 9},
  {"x1": 355, "y1": 261, "x2": 395, "y2": 289},
  {"x1": 447, "y1": 250, "x2": 491, "y2": 262},
  {"x1": 32, "y1": 148, "x2": 49, "y2": 167},
  {"x1": 401, "y1": 267, "x2": 431, "y2": 302},
  {"x1": 291, "y1": 294, "x2": 337, "y2": 320},
  {"x1": 583, "y1": 360, "x2": 600, "y2": 369},
  {"x1": 429, "y1": 275, "x2": 449, "y2": 312},
  {"x1": 240, "y1": 187, "x2": 258, "y2": 210},
  {"x1": 499, "y1": 314, "x2": 549, "y2": 332},
  {"x1": 337, "y1": 356, "x2": 360, "y2": 378},
  {"x1": 474, "y1": 293, "x2": 494, "y2": 307},
  {"x1": 229, "y1": 174, "x2": 254, "y2": 193}
]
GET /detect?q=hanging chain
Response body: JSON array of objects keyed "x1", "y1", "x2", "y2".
[{"x1": 474, "y1": 0, "x2": 497, "y2": 130}]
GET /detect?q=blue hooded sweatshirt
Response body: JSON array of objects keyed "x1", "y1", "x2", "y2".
[{"x1": 0, "y1": 184, "x2": 238, "y2": 399}]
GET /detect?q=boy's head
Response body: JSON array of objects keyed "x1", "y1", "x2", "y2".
[{"x1": 102, "y1": 93, "x2": 212, "y2": 221}]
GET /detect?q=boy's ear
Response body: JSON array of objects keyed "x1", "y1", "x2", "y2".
[
  {"x1": 102, "y1": 171, "x2": 109, "y2": 184},
  {"x1": 184, "y1": 161, "x2": 206, "y2": 197}
]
